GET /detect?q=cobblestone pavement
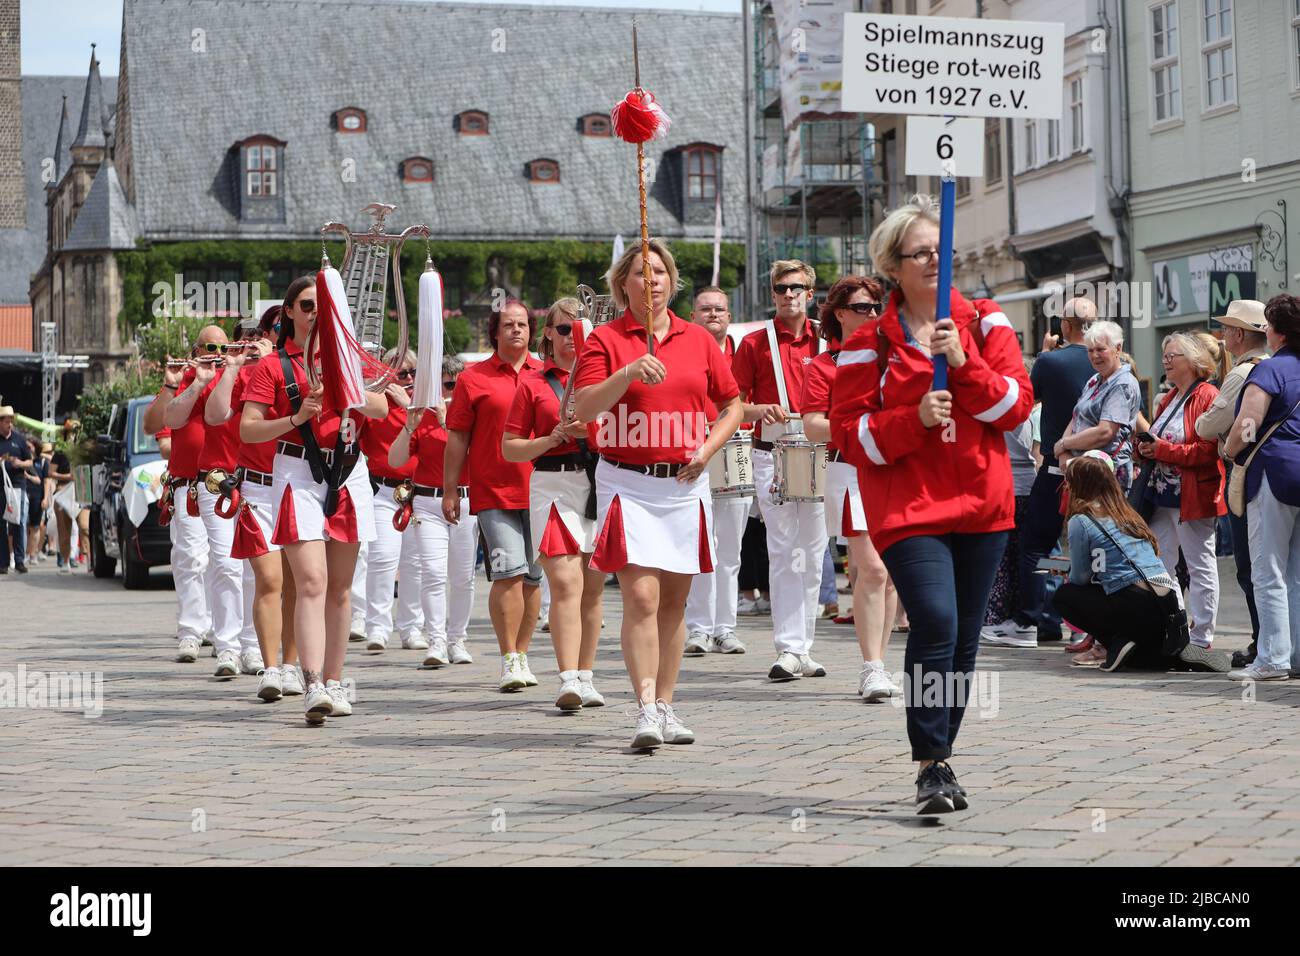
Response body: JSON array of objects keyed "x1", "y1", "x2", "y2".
[{"x1": 2, "y1": 557, "x2": 1297, "y2": 867}]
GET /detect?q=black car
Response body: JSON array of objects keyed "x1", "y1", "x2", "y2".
[{"x1": 90, "y1": 396, "x2": 171, "y2": 588}]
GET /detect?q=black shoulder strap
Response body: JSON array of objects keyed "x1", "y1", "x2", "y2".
[
  {"x1": 278, "y1": 348, "x2": 326, "y2": 484},
  {"x1": 541, "y1": 368, "x2": 566, "y2": 403}
]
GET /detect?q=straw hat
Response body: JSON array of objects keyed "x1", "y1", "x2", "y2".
[{"x1": 1214, "y1": 299, "x2": 1267, "y2": 333}]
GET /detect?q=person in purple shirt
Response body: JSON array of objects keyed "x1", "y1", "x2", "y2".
[{"x1": 1225, "y1": 294, "x2": 1300, "y2": 681}]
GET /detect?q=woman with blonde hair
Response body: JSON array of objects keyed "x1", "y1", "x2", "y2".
[
  {"x1": 1134, "y1": 331, "x2": 1227, "y2": 669},
  {"x1": 503, "y1": 298, "x2": 607, "y2": 711}
]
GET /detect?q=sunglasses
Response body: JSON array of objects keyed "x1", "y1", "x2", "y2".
[
  {"x1": 845, "y1": 302, "x2": 882, "y2": 315},
  {"x1": 773, "y1": 283, "x2": 808, "y2": 295},
  {"x1": 194, "y1": 343, "x2": 238, "y2": 355},
  {"x1": 296, "y1": 299, "x2": 315, "y2": 312},
  {"x1": 396, "y1": 369, "x2": 415, "y2": 381},
  {"x1": 552, "y1": 323, "x2": 574, "y2": 337}
]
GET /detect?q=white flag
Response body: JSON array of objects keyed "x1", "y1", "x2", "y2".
[
  {"x1": 612, "y1": 234, "x2": 626, "y2": 267},
  {"x1": 413, "y1": 269, "x2": 444, "y2": 410}
]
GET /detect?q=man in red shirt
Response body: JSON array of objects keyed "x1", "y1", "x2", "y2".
[
  {"x1": 442, "y1": 300, "x2": 544, "y2": 691},
  {"x1": 732, "y1": 260, "x2": 830, "y2": 682},
  {"x1": 142, "y1": 329, "x2": 222, "y2": 662},
  {"x1": 684, "y1": 286, "x2": 749, "y2": 657}
]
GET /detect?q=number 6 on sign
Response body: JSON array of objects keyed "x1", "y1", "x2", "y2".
[{"x1": 904, "y1": 116, "x2": 984, "y2": 179}]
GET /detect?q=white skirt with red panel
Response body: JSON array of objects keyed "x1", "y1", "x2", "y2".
[
  {"x1": 590, "y1": 457, "x2": 714, "y2": 575},
  {"x1": 824, "y1": 458, "x2": 867, "y2": 543},
  {"x1": 229, "y1": 474, "x2": 282, "y2": 559},
  {"x1": 529, "y1": 468, "x2": 597, "y2": 559},
  {"x1": 270, "y1": 451, "x2": 376, "y2": 546}
]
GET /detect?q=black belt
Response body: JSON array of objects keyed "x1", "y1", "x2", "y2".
[
  {"x1": 277, "y1": 440, "x2": 333, "y2": 466},
  {"x1": 413, "y1": 484, "x2": 469, "y2": 498},
  {"x1": 237, "y1": 467, "x2": 273, "y2": 487},
  {"x1": 534, "y1": 453, "x2": 589, "y2": 473},
  {"x1": 168, "y1": 475, "x2": 195, "y2": 489},
  {"x1": 602, "y1": 455, "x2": 684, "y2": 479},
  {"x1": 828, "y1": 449, "x2": 844, "y2": 464},
  {"x1": 377, "y1": 476, "x2": 407, "y2": 489},
  {"x1": 753, "y1": 440, "x2": 774, "y2": 452}
]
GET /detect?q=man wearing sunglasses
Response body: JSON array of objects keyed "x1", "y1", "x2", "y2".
[{"x1": 733, "y1": 259, "x2": 830, "y2": 682}]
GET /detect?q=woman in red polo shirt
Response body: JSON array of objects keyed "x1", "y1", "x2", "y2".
[
  {"x1": 205, "y1": 306, "x2": 301, "y2": 702},
  {"x1": 503, "y1": 298, "x2": 607, "y2": 713},
  {"x1": 241, "y1": 275, "x2": 388, "y2": 726},
  {"x1": 573, "y1": 238, "x2": 742, "y2": 750},
  {"x1": 801, "y1": 275, "x2": 900, "y2": 702},
  {"x1": 389, "y1": 355, "x2": 478, "y2": 670}
]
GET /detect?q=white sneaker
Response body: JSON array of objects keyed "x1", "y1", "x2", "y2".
[
  {"x1": 754, "y1": 597, "x2": 772, "y2": 615},
  {"x1": 422, "y1": 638, "x2": 450, "y2": 668},
  {"x1": 365, "y1": 633, "x2": 388, "y2": 652},
  {"x1": 448, "y1": 639, "x2": 473, "y2": 664},
  {"x1": 769, "y1": 651, "x2": 802, "y2": 681},
  {"x1": 859, "y1": 661, "x2": 894, "y2": 702},
  {"x1": 712, "y1": 630, "x2": 746, "y2": 654},
  {"x1": 556, "y1": 673, "x2": 583, "y2": 712},
  {"x1": 798, "y1": 654, "x2": 827, "y2": 677},
  {"x1": 1227, "y1": 663, "x2": 1290, "y2": 682},
  {"x1": 257, "y1": 667, "x2": 283, "y2": 702},
  {"x1": 631, "y1": 705, "x2": 663, "y2": 749},
  {"x1": 280, "y1": 664, "x2": 305, "y2": 696},
  {"x1": 214, "y1": 650, "x2": 240, "y2": 679},
  {"x1": 577, "y1": 670, "x2": 605, "y2": 707},
  {"x1": 240, "y1": 649, "x2": 265, "y2": 675},
  {"x1": 176, "y1": 637, "x2": 201, "y2": 663},
  {"x1": 304, "y1": 683, "x2": 333, "y2": 725},
  {"x1": 979, "y1": 621, "x2": 1038, "y2": 648},
  {"x1": 201, "y1": 632, "x2": 214, "y2": 647},
  {"x1": 657, "y1": 700, "x2": 695, "y2": 744},
  {"x1": 684, "y1": 630, "x2": 711, "y2": 656},
  {"x1": 402, "y1": 632, "x2": 430, "y2": 651},
  {"x1": 517, "y1": 653, "x2": 539, "y2": 686},
  {"x1": 499, "y1": 654, "x2": 526, "y2": 692},
  {"x1": 736, "y1": 597, "x2": 761, "y2": 616},
  {"x1": 349, "y1": 618, "x2": 366, "y2": 642},
  {"x1": 325, "y1": 679, "x2": 353, "y2": 716}
]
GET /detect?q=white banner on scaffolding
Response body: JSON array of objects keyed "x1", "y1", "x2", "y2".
[{"x1": 771, "y1": 0, "x2": 853, "y2": 131}]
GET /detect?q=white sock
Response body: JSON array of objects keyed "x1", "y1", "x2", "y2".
[
  {"x1": 559, "y1": 670, "x2": 579, "y2": 683},
  {"x1": 578, "y1": 669, "x2": 593, "y2": 682}
]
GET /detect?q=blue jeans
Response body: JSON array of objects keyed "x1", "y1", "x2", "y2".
[
  {"x1": 882, "y1": 531, "x2": 1008, "y2": 761},
  {"x1": 1014, "y1": 464, "x2": 1065, "y2": 633}
]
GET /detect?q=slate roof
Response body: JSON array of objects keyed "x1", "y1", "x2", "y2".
[
  {"x1": 62, "y1": 159, "x2": 140, "y2": 251},
  {"x1": 122, "y1": 0, "x2": 746, "y2": 244}
]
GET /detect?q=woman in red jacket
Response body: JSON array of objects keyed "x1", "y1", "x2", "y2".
[
  {"x1": 1135, "y1": 332, "x2": 1226, "y2": 664},
  {"x1": 830, "y1": 195, "x2": 1033, "y2": 814}
]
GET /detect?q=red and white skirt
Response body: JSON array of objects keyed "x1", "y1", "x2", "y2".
[
  {"x1": 230, "y1": 476, "x2": 282, "y2": 559},
  {"x1": 270, "y1": 452, "x2": 376, "y2": 546},
  {"x1": 529, "y1": 468, "x2": 597, "y2": 559},
  {"x1": 590, "y1": 457, "x2": 714, "y2": 575},
  {"x1": 824, "y1": 459, "x2": 867, "y2": 542}
]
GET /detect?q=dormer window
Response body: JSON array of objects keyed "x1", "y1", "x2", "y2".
[
  {"x1": 578, "y1": 113, "x2": 612, "y2": 137},
  {"x1": 526, "y1": 159, "x2": 560, "y2": 184},
  {"x1": 235, "y1": 134, "x2": 287, "y2": 223},
  {"x1": 455, "y1": 110, "x2": 489, "y2": 135},
  {"x1": 401, "y1": 156, "x2": 434, "y2": 183},
  {"x1": 684, "y1": 144, "x2": 722, "y2": 202},
  {"x1": 332, "y1": 107, "x2": 367, "y2": 133}
]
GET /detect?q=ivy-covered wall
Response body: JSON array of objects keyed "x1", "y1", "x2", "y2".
[{"x1": 116, "y1": 238, "x2": 747, "y2": 352}]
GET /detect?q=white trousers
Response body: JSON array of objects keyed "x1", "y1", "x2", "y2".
[
  {"x1": 1150, "y1": 507, "x2": 1219, "y2": 648},
  {"x1": 366, "y1": 490, "x2": 423, "y2": 641},
  {"x1": 168, "y1": 494, "x2": 210, "y2": 642},
  {"x1": 753, "y1": 449, "x2": 827, "y2": 656},
  {"x1": 198, "y1": 486, "x2": 256, "y2": 654},
  {"x1": 413, "y1": 497, "x2": 478, "y2": 643},
  {"x1": 686, "y1": 494, "x2": 752, "y2": 636},
  {"x1": 351, "y1": 541, "x2": 368, "y2": 625},
  {"x1": 1247, "y1": 473, "x2": 1300, "y2": 671}
]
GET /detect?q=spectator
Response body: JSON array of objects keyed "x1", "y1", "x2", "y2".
[
  {"x1": 981, "y1": 408, "x2": 1035, "y2": 643},
  {"x1": 1050, "y1": 455, "x2": 1185, "y2": 671},
  {"x1": 1014, "y1": 297, "x2": 1097, "y2": 644},
  {"x1": 1135, "y1": 332, "x2": 1226, "y2": 668},
  {"x1": 25, "y1": 438, "x2": 48, "y2": 564},
  {"x1": 0, "y1": 405, "x2": 32, "y2": 574},
  {"x1": 48, "y1": 439, "x2": 75, "y2": 572},
  {"x1": 1224, "y1": 294, "x2": 1300, "y2": 682},
  {"x1": 1195, "y1": 299, "x2": 1270, "y2": 666},
  {"x1": 1054, "y1": 320, "x2": 1141, "y2": 490}
]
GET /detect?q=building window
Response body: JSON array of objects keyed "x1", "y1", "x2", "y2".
[
  {"x1": 455, "y1": 110, "x2": 489, "y2": 135},
  {"x1": 1200, "y1": 0, "x2": 1235, "y2": 109},
  {"x1": 1069, "y1": 77, "x2": 1085, "y2": 151},
  {"x1": 685, "y1": 145, "x2": 720, "y2": 202},
  {"x1": 1046, "y1": 119, "x2": 1060, "y2": 161},
  {"x1": 579, "y1": 114, "x2": 612, "y2": 137},
  {"x1": 1150, "y1": 1, "x2": 1182, "y2": 122},
  {"x1": 332, "y1": 108, "x2": 367, "y2": 133},
  {"x1": 1023, "y1": 118, "x2": 1037, "y2": 169},
  {"x1": 1293, "y1": 0, "x2": 1300, "y2": 91},
  {"x1": 239, "y1": 139, "x2": 283, "y2": 198},
  {"x1": 401, "y1": 157, "x2": 433, "y2": 183},
  {"x1": 984, "y1": 118, "x2": 1002, "y2": 183},
  {"x1": 527, "y1": 159, "x2": 560, "y2": 183}
]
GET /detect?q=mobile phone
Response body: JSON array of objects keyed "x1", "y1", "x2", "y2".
[
  {"x1": 1136, "y1": 431, "x2": 1156, "y2": 443},
  {"x1": 1035, "y1": 556, "x2": 1071, "y2": 575}
]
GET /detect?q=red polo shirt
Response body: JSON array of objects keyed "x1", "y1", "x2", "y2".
[
  {"x1": 504, "y1": 361, "x2": 579, "y2": 456},
  {"x1": 573, "y1": 309, "x2": 738, "y2": 465},
  {"x1": 732, "y1": 318, "x2": 819, "y2": 411},
  {"x1": 411, "y1": 415, "x2": 469, "y2": 489},
  {"x1": 243, "y1": 339, "x2": 351, "y2": 450},
  {"x1": 444, "y1": 351, "x2": 540, "y2": 513},
  {"x1": 231, "y1": 362, "x2": 276, "y2": 474},
  {"x1": 799, "y1": 350, "x2": 840, "y2": 453},
  {"x1": 360, "y1": 397, "x2": 415, "y2": 481},
  {"x1": 158, "y1": 369, "x2": 206, "y2": 479},
  {"x1": 197, "y1": 367, "x2": 243, "y2": 473}
]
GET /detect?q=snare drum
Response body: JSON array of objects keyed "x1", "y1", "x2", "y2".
[
  {"x1": 773, "y1": 437, "x2": 827, "y2": 503},
  {"x1": 760, "y1": 413, "x2": 803, "y2": 445},
  {"x1": 708, "y1": 434, "x2": 755, "y2": 499}
]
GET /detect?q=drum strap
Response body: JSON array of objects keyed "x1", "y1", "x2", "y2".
[
  {"x1": 764, "y1": 320, "x2": 792, "y2": 413},
  {"x1": 543, "y1": 369, "x2": 597, "y2": 520}
]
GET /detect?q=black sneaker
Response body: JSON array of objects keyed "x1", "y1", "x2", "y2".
[
  {"x1": 915, "y1": 763, "x2": 956, "y2": 815},
  {"x1": 1036, "y1": 626, "x2": 1063, "y2": 643},
  {"x1": 934, "y1": 761, "x2": 969, "y2": 810},
  {"x1": 0, "y1": 566, "x2": 8, "y2": 574},
  {"x1": 1231, "y1": 644, "x2": 1257, "y2": 669},
  {"x1": 1100, "y1": 641, "x2": 1138, "y2": 673},
  {"x1": 14, "y1": 564, "x2": 27, "y2": 574}
]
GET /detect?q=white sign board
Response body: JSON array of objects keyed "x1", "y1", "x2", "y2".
[
  {"x1": 905, "y1": 116, "x2": 984, "y2": 178},
  {"x1": 841, "y1": 13, "x2": 1064, "y2": 119},
  {"x1": 771, "y1": 0, "x2": 853, "y2": 131}
]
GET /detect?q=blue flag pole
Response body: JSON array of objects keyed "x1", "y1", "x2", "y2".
[{"x1": 933, "y1": 176, "x2": 955, "y2": 390}]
